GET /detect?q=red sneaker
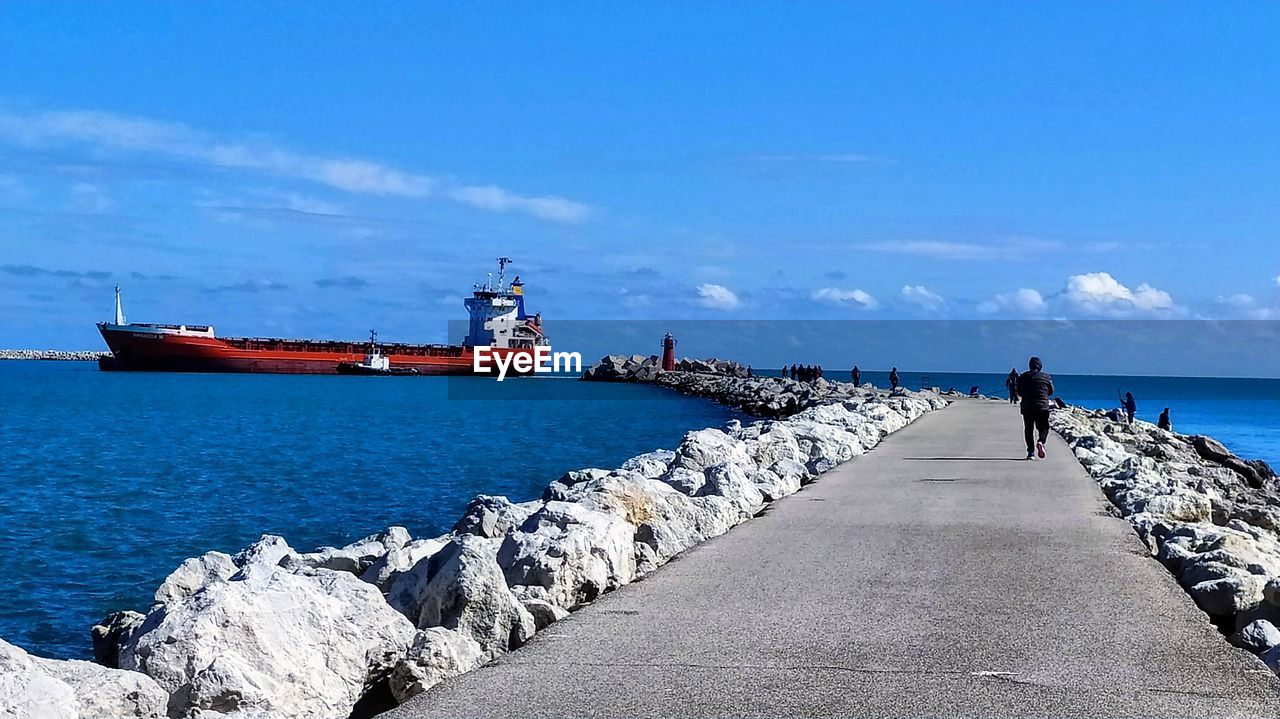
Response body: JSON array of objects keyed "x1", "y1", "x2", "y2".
[{"x1": 1036, "y1": 441, "x2": 1046, "y2": 459}]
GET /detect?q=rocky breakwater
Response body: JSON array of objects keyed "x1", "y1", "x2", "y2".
[
  {"x1": 1053, "y1": 407, "x2": 1280, "y2": 672},
  {"x1": 582, "y1": 353, "x2": 926, "y2": 417},
  {"x1": 0, "y1": 349, "x2": 107, "y2": 361},
  {"x1": 3, "y1": 365, "x2": 946, "y2": 719}
]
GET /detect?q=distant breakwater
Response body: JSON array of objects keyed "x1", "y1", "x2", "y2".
[
  {"x1": 2, "y1": 356, "x2": 948, "y2": 719},
  {"x1": 0, "y1": 349, "x2": 106, "y2": 361}
]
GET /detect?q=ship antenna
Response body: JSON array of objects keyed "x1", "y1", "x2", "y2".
[
  {"x1": 113, "y1": 284, "x2": 126, "y2": 325},
  {"x1": 497, "y1": 256, "x2": 512, "y2": 289}
]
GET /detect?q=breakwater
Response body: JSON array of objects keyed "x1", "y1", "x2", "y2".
[
  {"x1": 1, "y1": 357, "x2": 946, "y2": 719},
  {"x1": 0, "y1": 349, "x2": 106, "y2": 361},
  {"x1": 1053, "y1": 407, "x2": 1280, "y2": 671}
]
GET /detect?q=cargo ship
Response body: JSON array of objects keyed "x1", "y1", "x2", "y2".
[{"x1": 97, "y1": 258, "x2": 547, "y2": 375}]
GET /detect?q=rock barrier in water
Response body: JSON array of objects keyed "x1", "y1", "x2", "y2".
[
  {"x1": 0, "y1": 349, "x2": 107, "y2": 361},
  {"x1": 1, "y1": 360, "x2": 947, "y2": 718},
  {"x1": 1053, "y1": 407, "x2": 1280, "y2": 671},
  {"x1": 582, "y1": 353, "x2": 956, "y2": 417}
]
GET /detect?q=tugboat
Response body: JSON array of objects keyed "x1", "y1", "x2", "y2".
[{"x1": 336, "y1": 331, "x2": 420, "y2": 375}]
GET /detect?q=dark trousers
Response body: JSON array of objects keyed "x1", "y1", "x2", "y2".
[{"x1": 1023, "y1": 410, "x2": 1050, "y2": 453}]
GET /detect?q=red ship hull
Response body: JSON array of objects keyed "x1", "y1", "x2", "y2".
[{"x1": 97, "y1": 325, "x2": 530, "y2": 375}]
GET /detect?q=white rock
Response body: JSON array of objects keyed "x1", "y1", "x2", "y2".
[
  {"x1": 293, "y1": 526, "x2": 411, "y2": 575},
  {"x1": 733, "y1": 423, "x2": 805, "y2": 469},
  {"x1": 366, "y1": 535, "x2": 452, "y2": 593},
  {"x1": 33, "y1": 655, "x2": 169, "y2": 719},
  {"x1": 749, "y1": 467, "x2": 800, "y2": 502},
  {"x1": 698, "y1": 463, "x2": 766, "y2": 520},
  {"x1": 231, "y1": 535, "x2": 297, "y2": 572},
  {"x1": 1231, "y1": 619, "x2": 1280, "y2": 653},
  {"x1": 670, "y1": 429, "x2": 752, "y2": 473},
  {"x1": 408, "y1": 535, "x2": 536, "y2": 657},
  {"x1": 453, "y1": 497, "x2": 541, "y2": 540},
  {"x1": 1188, "y1": 575, "x2": 1266, "y2": 616},
  {"x1": 1, "y1": 637, "x2": 168, "y2": 719},
  {"x1": 658, "y1": 467, "x2": 707, "y2": 495},
  {"x1": 153, "y1": 551, "x2": 236, "y2": 605},
  {"x1": 119, "y1": 564, "x2": 415, "y2": 719},
  {"x1": 388, "y1": 628, "x2": 484, "y2": 704},
  {"x1": 1, "y1": 638, "x2": 80, "y2": 719},
  {"x1": 619, "y1": 450, "x2": 675, "y2": 479},
  {"x1": 498, "y1": 501, "x2": 637, "y2": 610}
]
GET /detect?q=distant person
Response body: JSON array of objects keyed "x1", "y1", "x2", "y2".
[
  {"x1": 889, "y1": 367, "x2": 900, "y2": 389},
  {"x1": 746, "y1": 365, "x2": 753, "y2": 377},
  {"x1": 852, "y1": 365, "x2": 860, "y2": 386},
  {"x1": 817, "y1": 365, "x2": 824, "y2": 380},
  {"x1": 1158, "y1": 407, "x2": 1172, "y2": 431},
  {"x1": 781, "y1": 365, "x2": 789, "y2": 380},
  {"x1": 790, "y1": 364, "x2": 798, "y2": 381},
  {"x1": 1016, "y1": 356, "x2": 1055, "y2": 460},
  {"x1": 1123, "y1": 392, "x2": 1137, "y2": 425},
  {"x1": 1006, "y1": 368, "x2": 1019, "y2": 404}
]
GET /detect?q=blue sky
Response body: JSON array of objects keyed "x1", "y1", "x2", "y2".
[{"x1": 2, "y1": 2, "x2": 1278, "y2": 351}]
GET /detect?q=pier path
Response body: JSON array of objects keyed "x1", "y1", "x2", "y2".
[{"x1": 387, "y1": 399, "x2": 1280, "y2": 718}]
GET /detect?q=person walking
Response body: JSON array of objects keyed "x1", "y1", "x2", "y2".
[
  {"x1": 1122, "y1": 392, "x2": 1137, "y2": 425},
  {"x1": 790, "y1": 363, "x2": 798, "y2": 381},
  {"x1": 852, "y1": 365, "x2": 860, "y2": 386},
  {"x1": 1016, "y1": 356, "x2": 1055, "y2": 460},
  {"x1": 1158, "y1": 407, "x2": 1172, "y2": 431},
  {"x1": 889, "y1": 366, "x2": 900, "y2": 389},
  {"x1": 1006, "y1": 368, "x2": 1020, "y2": 404}
]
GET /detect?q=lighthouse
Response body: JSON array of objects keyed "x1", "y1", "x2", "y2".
[{"x1": 661, "y1": 332, "x2": 676, "y2": 371}]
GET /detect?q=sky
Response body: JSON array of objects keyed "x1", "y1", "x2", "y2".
[{"x1": 1, "y1": 3, "x2": 1278, "y2": 367}]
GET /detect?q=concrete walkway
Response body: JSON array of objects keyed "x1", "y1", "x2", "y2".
[{"x1": 387, "y1": 399, "x2": 1280, "y2": 718}]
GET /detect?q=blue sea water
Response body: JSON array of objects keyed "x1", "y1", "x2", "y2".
[
  {"x1": 1, "y1": 362, "x2": 1276, "y2": 661},
  {"x1": 0, "y1": 361, "x2": 745, "y2": 660}
]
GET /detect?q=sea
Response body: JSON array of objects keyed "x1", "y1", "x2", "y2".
[{"x1": 1, "y1": 361, "x2": 1277, "y2": 660}]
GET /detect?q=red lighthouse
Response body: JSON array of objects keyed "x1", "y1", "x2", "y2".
[{"x1": 661, "y1": 332, "x2": 676, "y2": 371}]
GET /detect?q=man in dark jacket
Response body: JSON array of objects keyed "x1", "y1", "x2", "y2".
[{"x1": 1016, "y1": 356, "x2": 1055, "y2": 460}]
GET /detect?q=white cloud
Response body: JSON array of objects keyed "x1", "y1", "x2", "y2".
[
  {"x1": 899, "y1": 284, "x2": 945, "y2": 311},
  {"x1": 447, "y1": 185, "x2": 589, "y2": 224},
  {"x1": 0, "y1": 107, "x2": 589, "y2": 223},
  {"x1": 1274, "y1": 274, "x2": 1280, "y2": 288},
  {"x1": 811, "y1": 287, "x2": 878, "y2": 310},
  {"x1": 856, "y1": 237, "x2": 1123, "y2": 261},
  {"x1": 696, "y1": 283, "x2": 740, "y2": 310},
  {"x1": 1064, "y1": 272, "x2": 1174, "y2": 315},
  {"x1": 1216, "y1": 293, "x2": 1256, "y2": 309},
  {"x1": 978, "y1": 288, "x2": 1047, "y2": 315},
  {"x1": 856, "y1": 238, "x2": 1061, "y2": 261},
  {"x1": 1213, "y1": 293, "x2": 1278, "y2": 320}
]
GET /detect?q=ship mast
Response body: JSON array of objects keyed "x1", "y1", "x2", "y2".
[
  {"x1": 113, "y1": 285, "x2": 126, "y2": 325},
  {"x1": 497, "y1": 257, "x2": 512, "y2": 290}
]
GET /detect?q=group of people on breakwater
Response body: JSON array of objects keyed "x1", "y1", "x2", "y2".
[
  {"x1": 781, "y1": 364, "x2": 824, "y2": 382},
  {"x1": 781, "y1": 363, "x2": 901, "y2": 390}
]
